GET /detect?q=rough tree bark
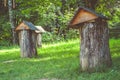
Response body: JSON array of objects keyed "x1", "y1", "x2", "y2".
[
  {"x1": 8, "y1": 0, "x2": 16, "y2": 44},
  {"x1": 79, "y1": 19, "x2": 112, "y2": 72},
  {"x1": 31, "y1": 31, "x2": 38, "y2": 56},
  {"x1": 19, "y1": 30, "x2": 37, "y2": 58},
  {"x1": 36, "y1": 33, "x2": 42, "y2": 47}
]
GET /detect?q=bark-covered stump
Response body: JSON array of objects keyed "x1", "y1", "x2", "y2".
[
  {"x1": 79, "y1": 19, "x2": 112, "y2": 72},
  {"x1": 36, "y1": 33, "x2": 42, "y2": 47},
  {"x1": 19, "y1": 30, "x2": 37, "y2": 58}
]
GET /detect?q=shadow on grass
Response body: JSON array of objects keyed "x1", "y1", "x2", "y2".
[
  {"x1": 0, "y1": 38, "x2": 120, "y2": 80},
  {"x1": 0, "y1": 48, "x2": 80, "y2": 80},
  {"x1": 0, "y1": 40, "x2": 80, "y2": 80}
]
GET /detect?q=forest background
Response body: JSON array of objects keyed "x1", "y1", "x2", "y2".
[{"x1": 0, "y1": 0, "x2": 120, "y2": 46}]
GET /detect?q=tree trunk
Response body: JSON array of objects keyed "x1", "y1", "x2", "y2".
[
  {"x1": 8, "y1": 0, "x2": 16, "y2": 44},
  {"x1": 80, "y1": 19, "x2": 112, "y2": 72},
  {"x1": 19, "y1": 30, "x2": 37, "y2": 58},
  {"x1": 84, "y1": 0, "x2": 98, "y2": 9}
]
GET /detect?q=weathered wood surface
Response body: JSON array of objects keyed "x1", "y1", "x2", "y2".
[
  {"x1": 31, "y1": 31, "x2": 37, "y2": 56},
  {"x1": 35, "y1": 26, "x2": 46, "y2": 47},
  {"x1": 79, "y1": 19, "x2": 112, "y2": 71},
  {"x1": 71, "y1": 9, "x2": 98, "y2": 26},
  {"x1": 36, "y1": 33, "x2": 42, "y2": 47},
  {"x1": 19, "y1": 30, "x2": 37, "y2": 58},
  {"x1": 16, "y1": 23, "x2": 30, "y2": 30}
]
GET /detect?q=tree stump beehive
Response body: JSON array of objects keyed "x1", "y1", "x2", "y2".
[
  {"x1": 35, "y1": 26, "x2": 46, "y2": 47},
  {"x1": 68, "y1": 7, "x2": 112, "y2": 72},
  {"x1": 16, "y1": 21, "x2": 38, "y2": 58}
]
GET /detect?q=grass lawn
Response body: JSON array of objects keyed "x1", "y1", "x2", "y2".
[{"x1": 0, "y1": 39, "x2": 120, "y2": 80}]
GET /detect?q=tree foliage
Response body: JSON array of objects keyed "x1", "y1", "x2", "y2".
[{"x1": 0, "y1": 0, "x2": 119, "y2": 45}]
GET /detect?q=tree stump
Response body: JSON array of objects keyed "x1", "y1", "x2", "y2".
[
  {"x1": 19, "y1": 30, "x2": 37, "y2": 58},
  {"x1": 79, "y1": 19, "x2": 112, "y2": 71},
  {"x1": 36, "y1": 33, "x2": 42, "y2": 47}
]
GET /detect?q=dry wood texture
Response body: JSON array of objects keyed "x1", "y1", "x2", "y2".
[
  {"x1": 16, "y1": 23, "x2": 30, "y2": 30},
  {"x1": 79, "y1": 19, "x2": 112, "y2": 71},
  {"x1": 4, "y1": 0, "x2": 7, "y2": 7},
  {"x1": 71, "y1": 9, "x2": 98, "y2": 26},
  {"x1": 19, "y1": 30, "x2": 37, "y2": 58},
  {"x1": 36, "y1": 33, "x2": 42, "y2": 47}
]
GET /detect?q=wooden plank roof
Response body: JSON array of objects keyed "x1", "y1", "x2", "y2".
[
  {"x1": 79, "y1": 7, "x2": 107, "y2": 19},
  {"x1": 16, "y1": 21, "x2": 38, "y2": 31},
  {"x1": 68, "y1": 7, "x2": 108, "y2": 28},
  {"x1": 35, "y1": 26, "x2": 46, "y2": 33}
]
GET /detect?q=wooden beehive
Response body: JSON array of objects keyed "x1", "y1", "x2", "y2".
[
  {"x1": 68, "y1": 7, "x2": 112, "y2": 71},
  {"x1": 35, "y1": 26, "x2": 46, "y2": 47},
  {"x1": 16, "y1": 21, "x2": 38, "y2": 58}
]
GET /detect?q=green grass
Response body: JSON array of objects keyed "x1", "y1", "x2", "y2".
[{"x1": 0, "y1": 39, "x2": 120, "y2": 80}]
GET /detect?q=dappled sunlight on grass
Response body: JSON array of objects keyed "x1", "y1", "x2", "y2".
[
  {"x1": 0, "y1": 39, "x2": 120, "y2": 80},
  {"x1": 2, "y1": 59, "x2": 18, "y2": 64},
  {"x1": 0, "y1": 39, "x2": 80, "y2": 80},
  {"x1": 0, "y1": 48, "x2": 20, "y2": 62},
  {"x1": 42, "y1": 39, "x2": 79, "y2": 48},
  {"x1": 0, "y1": 48, "x2": 19, "y2": 54},
  {"x1": 110, "y1": 39, "x2": 120, "y2": 58}
]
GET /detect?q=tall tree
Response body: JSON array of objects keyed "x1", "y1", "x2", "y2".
[{"x1": 8, "y1": 0, "x2": 16, "y2": 44}]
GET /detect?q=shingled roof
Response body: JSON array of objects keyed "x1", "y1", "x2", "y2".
[
  {"x1": 16, "y1": 21, "x2": 38, "y2": 31},
  {"x1": 23, "y1": 21, "x2": 37, "y2": 30}
]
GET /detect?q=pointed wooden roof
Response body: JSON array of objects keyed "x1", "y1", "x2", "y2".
[
  {"x1": 68, "y1": 7, "x2": 108, "y2": 28},
  {"x1": 35, "y1": 26, "x2": 46, "y2": 33},
  {"x1": 16, "y1": 21, "x2": 38, "y2": 31}
]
